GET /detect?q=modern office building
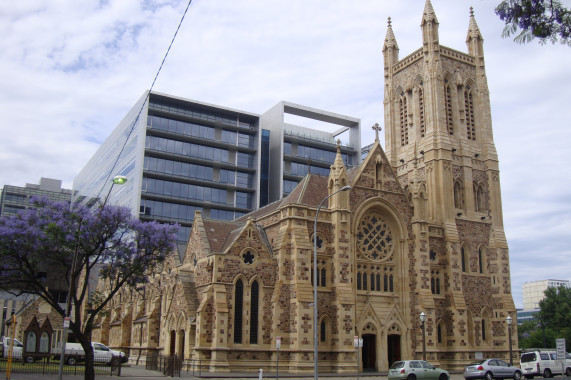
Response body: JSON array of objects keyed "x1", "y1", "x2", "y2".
[
  {"x1": 522, "y1": 279, "x2": 571, "y2": 310},
  {"x1": 261, "y1": 101, "x2": 360, "y2": 202},
  {"x1": 72, "y1": 91, "x2": 361, "y2": 257},
  {"x1": 0, "y1": 177, "x2": 72, "y2": 217}
]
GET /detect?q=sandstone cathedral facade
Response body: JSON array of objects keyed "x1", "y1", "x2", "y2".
[{"x1": 93, "y1": 1, "x2": 517, "y2": 373}]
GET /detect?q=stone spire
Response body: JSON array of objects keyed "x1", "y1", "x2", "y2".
[
  {"x1": 383, "y1": 17, "x2": 399, "y2": 80},
  {"x1": 383, "y1": 17, "x2": 399, "y2": 51},
  {"x1": 421, "y1": 0, "x2": 439, "y2": 47},
  {"x1": 421, "y1": 0, "x2": 439, "y2": 25},
  {"x1": 330, "y1": 139, "x2": 346, "y2": 175},
  {"x1": 466, "y1": 6, "x2": 484, "y2": 58},
  {"x1": 327, "y1": 139, "x2": 350, "y2": 208}
]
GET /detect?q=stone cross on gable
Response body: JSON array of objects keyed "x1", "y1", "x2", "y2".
[{"x1": 372, "y1": 123, "x2": 382, "y2": 141}]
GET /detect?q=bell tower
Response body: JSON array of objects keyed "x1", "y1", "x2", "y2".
[
  {"x1": 382, "y1": 0, "x2": 515, "y2": 366},
  {"x1": 383, "y1": 0, "x2": 505, "y2": 235}
]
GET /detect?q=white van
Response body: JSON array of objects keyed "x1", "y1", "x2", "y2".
[
  {"x1": 520, "y1": 349, "x2": 571, "y2": 378},
  {"x1": 0, "y1": 337, "x2": 24, "y2": 359}
]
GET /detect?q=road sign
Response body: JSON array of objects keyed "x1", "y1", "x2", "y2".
[
  {"x1": 63, "y1": 317, "x2": 70, "y2": 328},
  {"x1": 276, "y1": 336, "x2": 281, "y2": 349},
  {"x1": 556, "y1": 338, "x2": 566, "y2": 362}
]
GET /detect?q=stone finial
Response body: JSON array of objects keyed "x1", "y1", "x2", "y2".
[
  {"x1": 384, "y1": 17, "x2": 398, "y2": 50},
  {"x1": 467, "y1": 6, "x2": 482, "y2": 40},
  {"x1": 336, "y1": 139, "x2": 341, "y2": 152}
]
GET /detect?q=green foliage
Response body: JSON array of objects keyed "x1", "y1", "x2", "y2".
[
  {"x1": 518, "y1": 285, "x2": 571, "y2": 349},
  {"x1": 538, "y1": 286, "x2": 571, "y2": 328},
  {"x1": 495, "y1": 0, "x2": 571, "y2": 45}
]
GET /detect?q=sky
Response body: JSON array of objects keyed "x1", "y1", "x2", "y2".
[{"x1": 1, "y1": 0, "x2": 570, "y2": 308}]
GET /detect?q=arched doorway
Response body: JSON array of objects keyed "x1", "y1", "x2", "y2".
[
  {"x1": 169, "y1": 330, "x2": 176, "y2": 356},
  {"x1": 362, "y1": 334, "x2": 377, "y2": 371},
  {"x1": 387, "y1": 334, "x2": 401, "y2": 367}
]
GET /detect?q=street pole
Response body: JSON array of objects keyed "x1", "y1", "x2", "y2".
[
  {"x1": 506, "y1": 316, "x2": 513, "y2": 365},
  {"x1": 57, "y1": 175, "x2": 127, "y2": 380},
  {"x1": 313, "y1": 185, "x2": 350, "y2": 380},
  {"x1": 420, "y1": 312, "x2": 426, "y2": 361}
]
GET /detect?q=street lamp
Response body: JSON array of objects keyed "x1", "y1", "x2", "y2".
[
  {"x1": 313, "y1": 185, "x2": 351, "y2": 380},
  {"x1": 58, "y1": 175, "x2": 128, "y2": 380},
  {"x1": 506, "y1": 315, "x2": 513, "y2": 365},
  {"x1": 420, "y1": 312, "x2": 426, "y2": 361}
]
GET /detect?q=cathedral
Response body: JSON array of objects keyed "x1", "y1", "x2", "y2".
[{"x1": 93, "y1": 0, "x2": 517, "y2": 373}]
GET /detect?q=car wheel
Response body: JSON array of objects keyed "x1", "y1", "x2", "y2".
[
  {"x1": 25, "y1": 356, "x2": 34, "y2": 364},
  {"x1": 407, "y1": 374, "x2": 416, "y2": 380},
  {"x1": 542, "y1": 369, "x2": 551, "y2": 378},
  {"x1": 485, "y1": 371, "x2": 494, "y2": 380},
  {"x1": 565, "y1": 368, "x2": 571, "y2": 377},
  {"x1": 514, "y1": 370, "x2": 522, "y2": 380},
  {"x1": 67, "y1": 357, "x2": 77, "y2": 365},
  {"x1": 439, "y1": 373, "x2": 448, "y2": 380}
]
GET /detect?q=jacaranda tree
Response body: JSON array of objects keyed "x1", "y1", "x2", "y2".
[
  {"x1": 496, "y1": 0, "x2": 571, "y2": 45},
  {"x1": 0, "y1": 198, "x2": 178, "y2": 380}
]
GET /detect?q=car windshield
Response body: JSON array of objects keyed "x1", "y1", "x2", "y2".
[
  {"x1": 521, "y1": 353, "x2": 536, "y2": 363},
  {"x1": 7, "y1": 339, "x2": 23, "y2": 348},
  {"x1": 390, "y1": 362, "x2": 404, "y2": 369}
]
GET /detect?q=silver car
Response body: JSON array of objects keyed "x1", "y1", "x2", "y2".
[
  {"x1": 389, "y1": 360, "x2": 450, "y2": 380},
  {"x1": 464, "y1": 359, "x2": 522, "y2": 380}
]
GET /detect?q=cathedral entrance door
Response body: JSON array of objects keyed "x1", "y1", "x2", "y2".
[
  {"x1": 387, "y1": 334, "x2": 401, "y2": 367},
  {"x1": 362, "y1": 334, "x2": 377, "y2": 371}
]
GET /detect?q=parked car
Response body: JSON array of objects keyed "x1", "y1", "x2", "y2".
[
  {"x1": 520, "y1": 349, "x2": 571, "y2": 378},
  {"x1": 52, "y1": 342, "x2": 126, "y2": 365},
  {"x1": 0, "y1": 337, "x2": 24, "y2": 359},
  {"x1": 389, "y1": 360, "x2": 450, "y2": 380},
  {"x1": 464, "y1": 358, "x2": 522, "y2": 380}
]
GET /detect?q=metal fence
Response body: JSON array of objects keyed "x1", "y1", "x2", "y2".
[
  {"x1": 0, "y1": 353, "x2": 120, "y2": 376},
  {"x1": 146, "y1": 352, "x2": 183, "y2": 377}
]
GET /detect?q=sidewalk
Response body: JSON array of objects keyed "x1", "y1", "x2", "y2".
[{"x1": 2, "y1": 365, "x2": 469, "y2": 380}]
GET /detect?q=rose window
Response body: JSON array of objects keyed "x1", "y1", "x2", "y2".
[{"x1": 357, "y1": 213, "x2": 393, "y2": 261}]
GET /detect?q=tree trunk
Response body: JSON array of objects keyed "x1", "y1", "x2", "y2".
[{"x1": 75, "y1": 333, "x2": 95, "y2": 380}]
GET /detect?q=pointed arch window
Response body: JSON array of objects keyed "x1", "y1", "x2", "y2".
[
  {"x1": 437, "y1": 323, "x2": 443, "y2": 344},
  {"x1": 474, "y1": 183, "x2": 487, "y2": 212},
  {"x1": 465, "y1": 87, "x2": 476, "y2": 140},
  {"x1": 431, "y1": 270, "x2": 441, "y2": 294},
  {"x1": 399, "y1": 93, "x2": 409, "y2": 146},
  {"x1": 461, "y1": 245, "x2": 467, "y2": 273},
  {"x1": 234, "y1": 279, "x2": 244, "y2": 344},
  {"x1": 444, "y1": 82, "x2": 453, "y2": 135},
  {"x1": 357, "y1": 272, "x2": 362, "y2": 290},
  {"x1": 481, "y1": 319, "x2": 487, "y2": 342},
  {"x1": 419, "y1": 85, "x2": 425, "y2": 138},
  {"x1": 320, "y1": 320, "x2": 326, "y2": 342},
  {"x1": 478, "y1": 247, "x2": 484, "y2": 274},
  {"x1": 250, "y1": 281, "x2": 259, "y2": 344},
  {"x1": 454, "y1": 181, "x2": 464, "y2": 209}
]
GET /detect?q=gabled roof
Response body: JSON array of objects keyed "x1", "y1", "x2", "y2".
[
  {"x1": 282, "y1": 174, "x2": 329, "y2": 208},
  {"x1": 202, "y1": 219, "x2": 243, "y2": 254}
]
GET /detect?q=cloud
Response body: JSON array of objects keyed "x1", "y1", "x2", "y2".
[{"x1": 1, "y1": 0, "x2": 570, "y2": 308}]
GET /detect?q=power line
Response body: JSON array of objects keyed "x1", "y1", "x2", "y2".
[{"x1": 93, "y1": 0, "x2": 194, "y2": 203}]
